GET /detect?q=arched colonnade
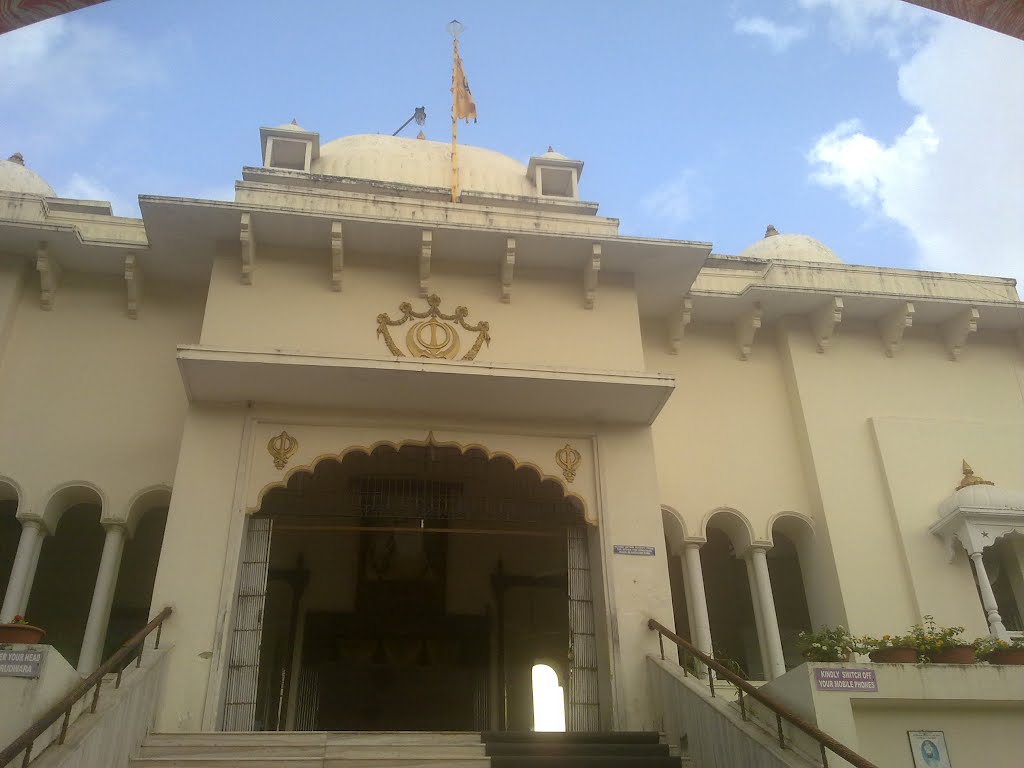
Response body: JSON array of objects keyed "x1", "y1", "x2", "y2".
[
  {"x1": 0, "y1": 477, "x2": 169, "y2": 674},
  {"x1": 662, "y1": 505, "x2": 815, "y2": 681}
]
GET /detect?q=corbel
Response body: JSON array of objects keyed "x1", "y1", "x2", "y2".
[
  {"x1": 668, "y1": 297, "x2": 693, "y2": 354},
  {"x1": 35, "y1": 241, "x2": 60, "y2": 310},
  {"x1": 239, "y1": 212, "x2": 255, "y2": 285},
  {"x1": 878, "y1": 301, "x2": 914, "y2": 357},
  {"x1": 500, "y1": 237, "x2": 515, "y2": 303},
  {"x1": 419, "y1": 230, "x2": 432, "y2": 297},
  {"x1": 735, "y1": 302, "x2": 763, "y2": 361},
  {"x1": 584, "y1": 243, "x2": 601, "y2": 309},
  {"x1": 124, "y1": 253, "x2": 143, "y2": 319},
  {"x1": 330, "y1": 221, "x2": 344, "y2": 292},
  {"x1": 810, "y1": 297, "x2": 843, "y2": 352},
  {"x1": 943, "y1": 307, "x2": 978, "y2": 361}
]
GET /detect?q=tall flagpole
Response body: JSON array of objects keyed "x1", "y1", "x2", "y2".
[{"x1": 448, "y1": 20, "x2": 463, "y2": 203}]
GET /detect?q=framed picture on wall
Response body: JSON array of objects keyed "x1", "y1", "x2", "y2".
[{"x1": 908, "y1": 731, "x2": 952, "y2": 768}]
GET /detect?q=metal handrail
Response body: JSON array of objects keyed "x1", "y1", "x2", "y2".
[
  {"x1": 0, "y1": 606, "x2": 173, "y2": 768},
  {"x1": 647, "y1": 618, "x2": 878, "y2": 768}
]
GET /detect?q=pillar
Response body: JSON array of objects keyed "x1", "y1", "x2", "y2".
[
  {"x1": 749, "y1": 546, "x2": 787, "y2": 680},
  {"x1": 744, "y1": 552, "x2": 771, "y2": 680},
  {"x1": 17, "y1": 532, "x2": 44, "y2": 616},
  {"x1": 0, "y1": 520, "x2": 44, "y2": 623},
  {"x1": 970, "y1": 551, "x2": 1009, "y2": 640},
  {"x1": 77, "y1": 522, "x2": 127, "y2": 674},
  {"x1": 682, "y1": 543, "x2": 713, "y2": 667}
]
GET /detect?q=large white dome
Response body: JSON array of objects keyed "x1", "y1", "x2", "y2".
[
  {"x1": 739, "y1": 227, "x2": 842, "y2": 264},
  {"x1": 312, "y1": 134, "x2": 537, "y2": 197},
  {"x1": 0, "y1": 154, "x2": 54, "y2": 197}
]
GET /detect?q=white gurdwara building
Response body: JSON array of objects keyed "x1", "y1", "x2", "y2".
[{"x1": 0, "y1": 126, "x2": 1022, "y2": 768}]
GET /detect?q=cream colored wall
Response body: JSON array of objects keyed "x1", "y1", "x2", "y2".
[
  {"x1": 0, "y1": 273, "x2": 205, "y2": 528},
  {"x1": 778, "y1": 320, "x2": 1024, "y2": 638},
  {"x1": 199, "y1": 249, "x2": 645, "y2": 371}
]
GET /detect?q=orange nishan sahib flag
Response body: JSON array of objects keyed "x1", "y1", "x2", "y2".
[{"x1": 452, "y1": 53, "x2": 477, "y2": 123}]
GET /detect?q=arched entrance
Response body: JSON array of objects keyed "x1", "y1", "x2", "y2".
[{"x1": 222, "y1": 442, "x2": 598, "y2": 733}]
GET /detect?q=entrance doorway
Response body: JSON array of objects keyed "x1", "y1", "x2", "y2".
[{"x1": 222, "y1": 442, "x2": 598, "y2": 733}]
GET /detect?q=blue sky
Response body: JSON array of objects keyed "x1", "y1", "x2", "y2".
[{"x1": 2, "y1": 0, "x2": 1022, "y2": 281}]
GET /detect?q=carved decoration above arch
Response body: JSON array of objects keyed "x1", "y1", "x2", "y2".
[{"x1": 376, "y1": 294, "x2": 491, "y2": 361}]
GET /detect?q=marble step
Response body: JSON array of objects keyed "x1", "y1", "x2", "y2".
[
  {"x1": 145, "y1": 732, "x2": 483, "y2": 747},
  {"x1": 131, "y1": 759, "x2": 490, "y2": 768},
  {"x1": 139, "y1": 744, "x2": 487, "y2": 759}
]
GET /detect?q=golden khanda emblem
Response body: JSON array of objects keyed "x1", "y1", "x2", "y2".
[
  {"x1": 556, "y1": 444, "x2": 582, "y2": 483},
  {"x1": 267, "y1": 431, "x2": 299, "y2": 470},
  {"x1": 376, "y1": 294, "x2": 490, "y2": 361}
]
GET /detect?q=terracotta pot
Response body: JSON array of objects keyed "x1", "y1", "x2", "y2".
[
  {"x1": 869, "y1": 647, "x2": 918, "y2": 663},
  {"x1": 984, "y1": 648, "x2": 1024, "y2": 666},
  {"x1": 0, "y1": 623, "x2": 46, "y2": 644},
  {"x1": 929, "y1": 645, "x2": 976, "y2": 664}
]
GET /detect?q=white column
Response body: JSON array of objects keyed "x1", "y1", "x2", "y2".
[
  {"x1": 1, "y1": 520, "x2": 44, "y2": 623},
  {"x1": 970, "y1": 551, "x2": 1009, "y2": 640},
  {"x1": 682, "y1": 543, "x2": 713, "y2": 663},
  {"x1": 17, "y1": 532, "x2": 44, "y2": 616},
  {"x1": 749, "y1": 546, "x2": 787, "y2": 680},
  {"x1": 744, "y1": 553, "x2": 771, "y2": 680},
  {"x1": 77, "y1": 522, "x2": 127, "y2": 674}
]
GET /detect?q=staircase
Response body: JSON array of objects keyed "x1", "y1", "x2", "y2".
[{"x1": 129, "y1": 732, "x2": 684, "y2": 768}]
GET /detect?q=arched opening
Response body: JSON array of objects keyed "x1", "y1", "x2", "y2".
[
  {"x1": 225, "y1": 442, "x2": 598, "y2": 733},
  {"x1": 766, "y1": 530, "x2": 813, "y2": 669},
  {"x1": 699, "y1": 525, "x2": 761, "y2": 679},
  {"x1": 0, "y1": 482, "x2": 20, "y2": 602},
  {"x1": 27, "y1": 495, "x2": 105, "y2": 666},
  {"x1": 977, "y1": 536, "x2": 1024, "y2": 633},
  {"x1": 531, "y1": 662, "x2": 566, "y2": 732},
  {"x1": 661, "y1": 508, "x2": 693, "y2": 663},
  {"x1": 106, "y1": 491, "x2": 170, "y2": 658}
]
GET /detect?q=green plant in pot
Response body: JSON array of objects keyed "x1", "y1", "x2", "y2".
[
  {"x1": 858, "y1": 632, "x2": 918, "y2": 663},
  {"x1": 910, "y1": 615, "x2": 974, "y2": 664},
  {"x1": 975, "y1": 635, "x2": 1024, "y2": 666},
  {"x1": 797, "y1": 625, "x2": 862, "y2": 662}
]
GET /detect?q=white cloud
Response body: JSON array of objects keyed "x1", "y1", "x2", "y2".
[
  {"x1": 641, "y1": 170, "x2": 700, "y2": 224},
  {"x1": 808, "y1": 19, "x2": 1024, "y2": 282},
  {"x1": 60, "y1": 173, "x2": 138, "y2": 217},
  {"x1": 734, "y1": 16, "x2": 809, "y2": 52},
  {"x1": 797, "y1": 0, "x2": 934, "y2": 57},
  {"x1": 0, "y1": 14, "x2": 165, "y2": 143}
]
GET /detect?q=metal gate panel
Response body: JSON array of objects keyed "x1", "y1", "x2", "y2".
[
  {"x1": 222, "y1": 517, "x2": 273, "y2": 731},
  {"x1": 567, "y1": 525, "x2": 600, "y2": 732}
]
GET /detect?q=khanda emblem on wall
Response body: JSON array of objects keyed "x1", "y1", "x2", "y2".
[{"x1": 376, "y1": 295, "x2": 491, "y2": 361}]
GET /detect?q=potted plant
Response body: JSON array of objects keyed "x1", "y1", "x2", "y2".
[
  {"x1": 859, "y1": 632, "x2": 918, "y2": 663},
  {"x1": 910, "y1": 615, "x2": 974, "y2": 664},
  {"x1": 975, "y1": 636, "x2": 1024, "y2": 666},
  {"x1": 0, "y1": 615, "x2": 46, "y2": 644},
  {"x1": 797, "y1": 625, "x2": 862, "y2": 662}
]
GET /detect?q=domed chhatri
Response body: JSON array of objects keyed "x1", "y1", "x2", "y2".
[
  {"x1": 313, "y1": 134, "x2": 541, "y2": 198},
  {"x1": 0, "y1": 152, "x2": 55, "y2": 197},
  {"x1": 739, "y1": 225, "x2": 843, "y2": 264}
]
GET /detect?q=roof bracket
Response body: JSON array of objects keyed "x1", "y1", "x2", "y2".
[
  {"x1": 36, "y1": 241, "x2": 60, "y2": 311},
  {"x1": 735, "y1": 302, "x2": 762, "y2": 361},
  {"x1": 240, "y1": 212, "x2": 255, "y2": 285},
  {"x1": 125, "y1": 253, "x2": 143, "y2": 319},
  {"x1": 419, "y1": 230, "x2": 432, "y2": 298},
  {"x1": 584, "y1": 243, "x2": 601, "y2": 309},
  {"x1": 811, "y1": 296, "x2": 843, "y2": 352},
  {"x1": 501, "y1": 237, "x2": 515, "y2": 303},
  {"x1": 668, "y1": 297, "x2": 693, "y2": 354},
  {"x1": 943, "y1": 307, "x2": 979, "y2": 361},
  {"x1": 879, "y1": 301, "x2": 915, "y2": 357},
  {"x1": 331, "y1": 221, "x2": 344, "y2": 292}
]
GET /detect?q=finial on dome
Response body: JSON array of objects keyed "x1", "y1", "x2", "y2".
[
  {"x1": 8, "y1": 152, "x2": 25, "y2": 166},
  {"x1": 765, "y1": 224, "x2": 779, "y2": 238},
  {"x1": 416, "y1": 131, "x2": 426, "y2": 140},
  {"x1": 956, "y1": 460, "x2": 995, "y2": 491},
  {"x1": 548, "y1": 146, "x2": 555, "y2": 152},
  {"x1": 290, "y1": 118, "x2": 298, "y2": 125}
]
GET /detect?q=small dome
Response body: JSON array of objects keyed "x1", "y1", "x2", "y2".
[
  {"x1": 0, "y1": 154, "x2": 55, "y2": 197},
  {"x1": 312, "y1": 134, "x2": 536, "y2": 197},
  {"x1": 938, "y1": 484, "x2": 1024, "y2": 519},
  {"x1": 739, "y1": 226, "x2": 842, "y2": 264}
]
